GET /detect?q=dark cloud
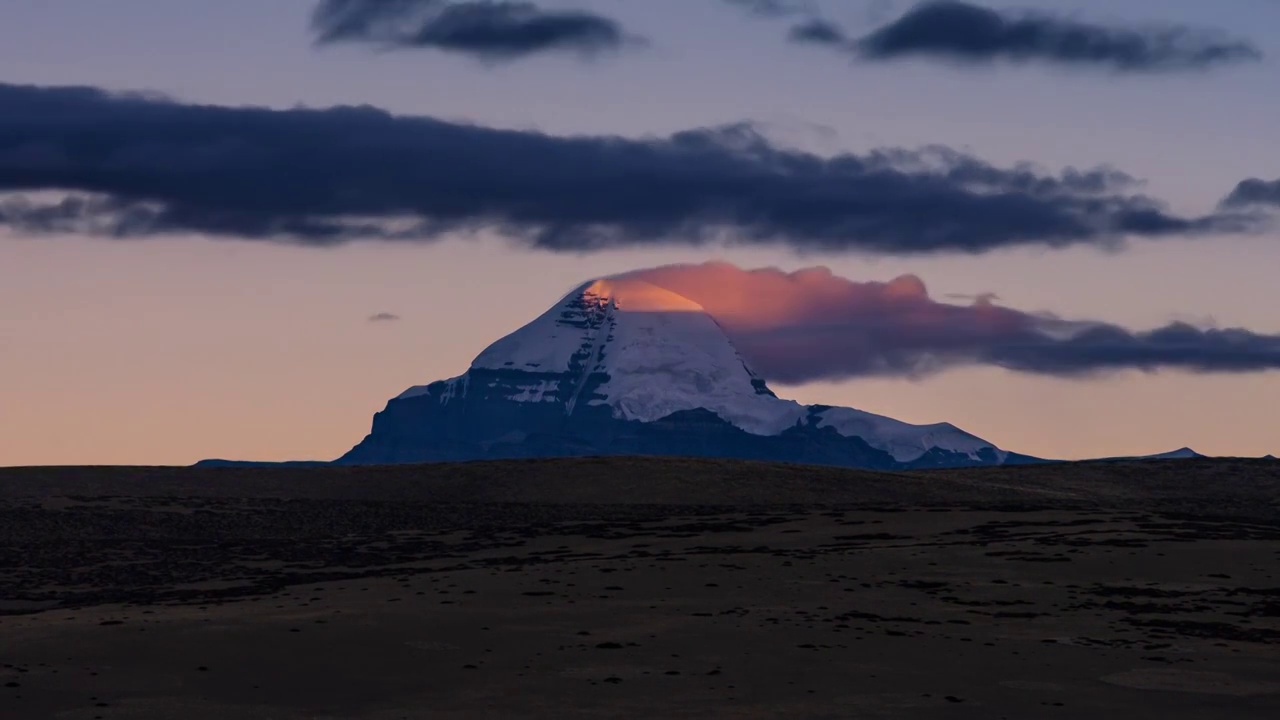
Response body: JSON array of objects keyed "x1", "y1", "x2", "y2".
[
  {"x1": 1221, "y1": 177, "x2": 1280, "y2": 209},
  {"x1": 368, "y1": 312, "x2": 402, "y2": 322},
  {"x1": 621, "y1": 262, "x2": 1280, "y2": 382},
  {"x1": 311, "y1": 0, "x2": 630, "y2": 61},
  {"x1": 852, "y1": 1, "x2": 1262, "y2": 72},
  {"x1": 0, "y1": 82, "x2": 1255, "y2": 254},
  {"x1": 789, "y1": 18, "x2": 850, "y2": 46}
]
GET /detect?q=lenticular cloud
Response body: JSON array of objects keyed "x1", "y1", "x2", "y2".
[{"x1": 618, "y1": 262, "x2": 1280, "y2": 382}]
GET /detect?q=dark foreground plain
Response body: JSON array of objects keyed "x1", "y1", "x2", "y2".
[{"x1": 2, "y1": 458, "x2": 1278, "y2": 719}]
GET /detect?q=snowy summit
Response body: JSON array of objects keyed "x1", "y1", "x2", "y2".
[{"x1": 342, "y1": 277, "x2": 1011, "y2": 468}]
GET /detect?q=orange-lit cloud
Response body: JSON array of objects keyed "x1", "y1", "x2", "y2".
[{"x1": 617, "y1": 262, "x2": 1280, "y2": 383}]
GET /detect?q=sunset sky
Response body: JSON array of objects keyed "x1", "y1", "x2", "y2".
[{"x1": 2, "y1": 0, "x2": 1279, "y2": 465}]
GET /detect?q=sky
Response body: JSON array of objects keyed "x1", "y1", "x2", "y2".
[{"x1": 1, "y1": 0, "x2": 1279, "y2": 465}]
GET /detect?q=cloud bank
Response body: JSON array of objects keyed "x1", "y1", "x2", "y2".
[
  {"x1": 311, "y1": 0, "x2": 630, "y2": 61},
  {"x1": 0, "y1": 82, "x2": 1255, "y2": 253},
  {"x1": 619, "y1": 262, "x2": 1280, "y2": 382},
  {"x1": 796, "y1": 1, "x2": 1261, "y2": 73}
]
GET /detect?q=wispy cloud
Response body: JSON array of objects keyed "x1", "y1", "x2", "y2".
[
  {"x1": 721, "y1": 0, "x2": 813, "y2": 18},
  {"x1": 620, "y1": 262, "x2": 1280, "y2": 382},
  {"x1": 368, "y1": 312, "x2": 402, "y2": 322},
  {"x1": 0, "y1": 82, "x2": 1260, "y2": 254}
]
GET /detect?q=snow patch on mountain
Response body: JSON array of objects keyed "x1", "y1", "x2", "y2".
[
  {"x1": 584, "y1": 280, "x2": 806, "y2": 435},
  {"x1": 814, "y1": 406, "x2": 1005, "y2": 463}
]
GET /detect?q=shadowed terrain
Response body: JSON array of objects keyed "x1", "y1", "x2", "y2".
[{"x1": 1, "y1": 457, "x2": 1278, "y2": 718}]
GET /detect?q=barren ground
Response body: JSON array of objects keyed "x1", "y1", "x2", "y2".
[{"x1": 1, "y1": 457, "x2": 1278, "y2": 719}]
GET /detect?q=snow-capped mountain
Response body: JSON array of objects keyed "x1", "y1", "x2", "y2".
[{"x1": 338, "y1": 278, "x2": 1012, "y2": 468}]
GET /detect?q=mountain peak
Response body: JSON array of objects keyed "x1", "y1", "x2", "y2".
[
  {"x1": 353, "y1": 277, "x2": 1008, "y2": 468},
  {"x1": 1157, "y1": 447, "x2": 1203, "y2": 459},
  {"x1": 1133, "y1": 447, "x2": 1204, "y2": 460},
  {"x1": 581, "y1": 277, "x2": 706, "y2": 313},
  {"x1": 468, "y1": 277, "x2": 713, "y2": 376}
]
